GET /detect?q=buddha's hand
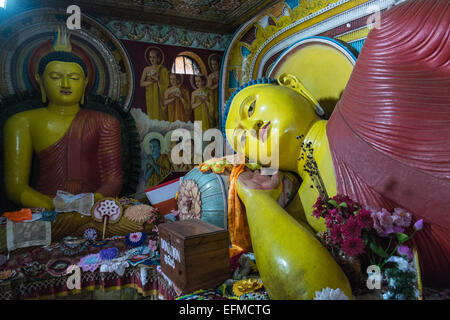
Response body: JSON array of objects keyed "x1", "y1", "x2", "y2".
[{"x1": 236, "y1": 170, "x2": 282, "y2": 204}]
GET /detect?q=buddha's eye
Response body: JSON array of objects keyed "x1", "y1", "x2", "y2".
[
  {"x1": 49, "y1": 73, "x2": 62, "y2": 80},
  {"x1": 248, "y1": 100, "x2": 255, "y2": 117},
  {"x1": 69, "y1": 74, "x2": 81, "y2": 80}
]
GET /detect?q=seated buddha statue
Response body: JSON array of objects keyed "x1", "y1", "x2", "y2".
[
  {"x1": 224, "y1": 0, "x2": 450, "y2": 297},
  {"x1": 2, "y1": 32, "x2": 149, "y2": 248}
]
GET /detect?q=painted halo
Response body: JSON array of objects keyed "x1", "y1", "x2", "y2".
[
  {"x1": 144, "y1": 46, "x2": 165, "y2": 66},
  {"x1": 164, "y1": 130, "x2": 176, "y2": 155},
  {"x1": 142, "y1": 131, "x2": 166, "y2": 155},
  {"x1": 0, "y1": 8, "x2": 135, "y2": 110},
  {"x1": 208, "y1": 53, "x2": 221, "y2": 72},
  {"x1": 190, "y1": 74, "x2": 207, "y2": 90}
]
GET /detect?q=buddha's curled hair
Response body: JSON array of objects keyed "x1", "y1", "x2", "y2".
[{"x1": 38, "y1": 51, "x2": 88, "y2": 76}]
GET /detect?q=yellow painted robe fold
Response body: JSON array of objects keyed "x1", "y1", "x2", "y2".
[
  {"x1": 146, "y1": 153, "x2": 172, "y2": 188},
  {"x1": 192, "y1": 88, "x2": 214, "y2": 130},
  {"x1": 143, "y1": 65, "x2": 169, "y2": 121},
  {"x1": 165, "y1": 86, "x2": 191, "y2": 123}
]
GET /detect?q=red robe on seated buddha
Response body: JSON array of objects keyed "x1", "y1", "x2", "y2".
[{"x1": 35, "y1": 108, "x2": 123, "y2": 198}]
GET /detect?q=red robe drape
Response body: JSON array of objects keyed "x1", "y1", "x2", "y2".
[
  {"x1": 327, "y1": 0, "x2": 450, "y2": 288},
  {"x1": 36, "y1": 108, "x2": 123, "y2": 197}
]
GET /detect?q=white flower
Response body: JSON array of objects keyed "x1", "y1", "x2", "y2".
[
  {"x1": 386, "y1": 255, "x2": 415, "y2": 272},
  {"x1": 382, "y1": 292, "x2": 394, "y2": 300},
  {"x1": 388, "y1": 278, "x2": 396, "y2": 287},
  {"x1": 313, "y1": 287, "x2": 350, "y2": 300}
]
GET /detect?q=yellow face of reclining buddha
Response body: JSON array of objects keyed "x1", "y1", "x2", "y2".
[{"x1": 225, "y1": 83, "x2": 319, "y2": 172}]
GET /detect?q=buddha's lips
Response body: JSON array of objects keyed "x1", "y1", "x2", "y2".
[
  {"x1": 259, "y1": 121, "x2": 271, "y2": 143},
  {"x1": 60, "y1": 90, "x2": 72, "y2": 95}
]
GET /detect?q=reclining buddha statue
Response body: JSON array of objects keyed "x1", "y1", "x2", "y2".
[
  {"x1": 224, "y1": 0, "x2": 449, "y2": 298},
  {"x1": 1, "y1": 29, "x2": 147, "y2": 249}
]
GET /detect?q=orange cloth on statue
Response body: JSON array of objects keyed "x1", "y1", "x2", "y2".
[
  {"x1": 3, "y1": 208, "x2": 32, "y2": 222},
  {"x1": 228, "y1": 164, "x2": 252, "y2": 258}
]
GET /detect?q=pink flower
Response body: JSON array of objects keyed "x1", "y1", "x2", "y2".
[
  {"x1": 325, "y1": 217, "x2": 334, "y2": 229},
  {"x1": 148, "y1": 240, "x2": 157, "y2": 252},
  {"x1": 152, "y1": 226, "x2": 159, "y2": 234},
  {"x1": 371, "y1": 208, "x2": 394, "y2": 237},
  {"x1": 341, "y1": 238, "x2": 365, "y2": 257},
  {"x1": 328, "y1": 208, "x2": 343, "y2": 224},
  {"x1": 357, "y1": 207, "x2": 374, "y2": 229},
  {"x1": 414, "y1": 219, "x2": 424, "y2": 231},
  {"x1": 329, "y1": 224, "x2": 343, "y2": 245},
  {"x1": 397, "y1": 245, "x2": 413, "y2": 260},
  {"x1": 393, "y1": 225, "x2": 405, "y2": 233},
  {"x1": 313, "y1": 195, "x2": 322, "y2": 209},
  {"x1": 331, "y1": 195, "x2": 356, "y2": 210},
  {"x1": 312, "y1": 208, "x2": 322, "y2": 219},
  {"x1": 146, "y1": 216, "x2": 156, "y2": 225},
  {"x1": 392, "y1": 208, "x2": 412, "y2": 228},
  {"x1": 341, "y1": 216, "x2": 363, "y2": 239}
]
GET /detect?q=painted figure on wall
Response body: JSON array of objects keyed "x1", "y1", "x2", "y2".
[
  {"x1": 191, "y1": 75, "x2": 214, "y2": 131},
  {"x1": 164, "y1": 73, "x2": 191, "y2": 122},
  {"x1": 207, "y1": 54, "x2": 220, "y2": 128},
  {"x1": 143, "y1": 133, "x2": 172, "y2": 188},
  {"x1": 140, "y1": 47, "x2": 169, "y2": 121}
]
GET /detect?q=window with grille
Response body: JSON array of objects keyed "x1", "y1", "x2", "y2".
[{"x1": 171, "y1": 55, "x2": 201, "y2": 75}]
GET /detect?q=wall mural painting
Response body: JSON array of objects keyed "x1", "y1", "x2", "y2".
[{"x1": 123, "y1": 40, "x2": 223, "y2": 193}]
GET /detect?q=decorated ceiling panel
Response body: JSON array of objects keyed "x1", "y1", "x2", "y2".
[{"x1": 16, "y1": 0, "x2": 278, "y2": 34}]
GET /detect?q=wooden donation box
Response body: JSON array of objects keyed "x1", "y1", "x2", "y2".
[{"x1": 158, "y1": 219, "x2": 230, "y2": 293}]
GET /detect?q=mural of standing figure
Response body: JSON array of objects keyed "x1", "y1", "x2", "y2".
[
  {"x1": 140, "y1": 47, "x2": 169, "y2": 121},
  {"x1": 191, "y1": 75, "x2": 214, "y2": 130},
  {"x1": 207, "y1": 54, "x2": 220, "y2": 128},
  {"x1": 164, "y1": 73, "x2": 191, "y2": 122}
]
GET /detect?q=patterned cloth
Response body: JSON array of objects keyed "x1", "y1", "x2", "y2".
[{"x1": 0, "y1": 238, "x2": 159, "y2": 300}]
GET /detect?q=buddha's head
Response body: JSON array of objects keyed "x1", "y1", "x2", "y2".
[
  {"x1": 148, "y1": 49, "x2": 161, "y2": 66},
  {"x1": 224, "y1": 74, "x2": 321, "y2": 172},
  {"x1": 169, "y1": 73, "x2": 181, "y2": 87},
  {"x1": 149, "y1": 138, "x2": 161, "y2": 160},
  {"x1": 210, "y1": 56, "x2": 220, "y2": 72},
  {"x1": 35, "y1": 51, "x2": 88, "y2": 106},
  {"x1": 195, "y1": 75, "x2": 206, "y2": 89}
]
